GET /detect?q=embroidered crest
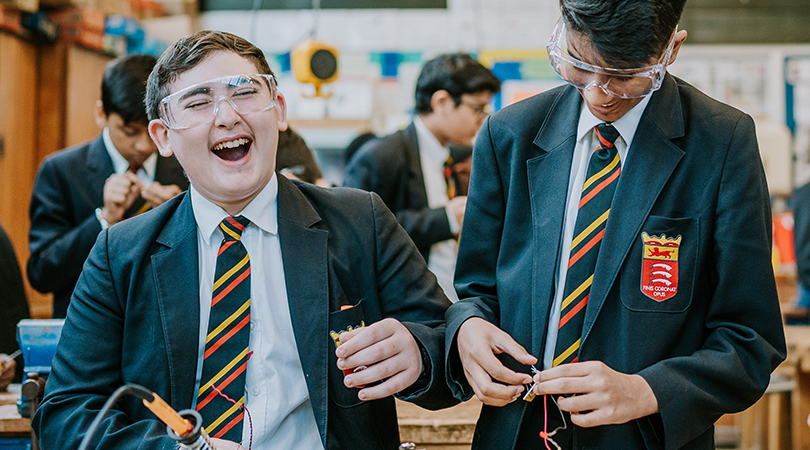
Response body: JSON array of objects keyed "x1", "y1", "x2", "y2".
[{"x1": 641, "y1": 232, "x2": 681, "y2": 302}]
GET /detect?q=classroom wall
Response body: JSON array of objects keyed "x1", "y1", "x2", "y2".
[
  {"x1": 200, "y1": 0, "x2": 561, "y2": 54},
  {"x1": 197, "y1": 1, "x2": 810, "y2": 192}
]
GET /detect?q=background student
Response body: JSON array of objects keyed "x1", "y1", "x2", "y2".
[
  {"x1": 27, "y1": 53, "x2": 188, "y2": 318},
  {"x1": 344, "y1": 53, "x2": 500, "y2": 302}
]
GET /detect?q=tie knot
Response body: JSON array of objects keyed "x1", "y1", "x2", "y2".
[
  {"x1": 219, "y1": 216, "x2": 250, "y2": 241},
  {"x1": 595, "y1": 123, "x2": 620, "y2": 148}
]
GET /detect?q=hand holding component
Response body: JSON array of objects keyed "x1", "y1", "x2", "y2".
[
  {"x1": 531, "y1": 360, "x2": 659, "y2": 427},
  {"x1": 0, "y1": 351, "x2": 18, "y2": 392},
  {"x1": 335, "y1": 317, "x2": 422, "y2": 401},
  {"x1": 209, "y1": 438, "x2": 247, "y2": 450},
  {"x1": 456, "y1": 317, "x2": 536, "y2": 406}
]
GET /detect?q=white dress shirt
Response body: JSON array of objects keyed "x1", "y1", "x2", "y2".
[
  {"x1": 542, "y1": 95, "x2": 652, "y2": 369},
  {"x1": 190, "y1": 175, "x2": 324, "y2": 450},
  {"x1": 413, "y1": 116, "x2": 461, "y2": 303}
]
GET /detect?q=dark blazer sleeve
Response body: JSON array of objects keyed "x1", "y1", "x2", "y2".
[
  {"x1": 32, "y1": 229, "x2": 176, "y2": 450},
  {"x1": 343, "y1": 132, "x2": 454, "y2": 254},
  {"x1": 444, "y1": 117, "x2": 503, "y2": 401},
  {"x1": 791, "y1": 182, "x2": 810, "y2": 289},
  {"x1": 27, "y1": 155, "x2": 104, "y2": 296},
  {"x1": 360, "y1": 191, "x2": 456, "y2": 409}
]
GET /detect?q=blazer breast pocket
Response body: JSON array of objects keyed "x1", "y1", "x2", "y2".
[
  {"x1": 328, "y1": 299, "x2": 367, "y2": 408},
  {"x1": 620, "y1": 216, "x2": 698, "y2": 313}
]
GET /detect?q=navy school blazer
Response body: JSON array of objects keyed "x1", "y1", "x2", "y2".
[
  {"x1": 33, "y1": 176, "x2": 456, "y2": 449},
  {"x1": 445, "y1": 74, "x2": 786, "y2": 450}
]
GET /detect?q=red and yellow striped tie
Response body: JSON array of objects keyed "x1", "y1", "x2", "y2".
[
  {"x1": 197, "y1": 215, "x2": 252, "y2": 441},
  {"x1": 553, "y1": 123, "x2": 621, "y2": 367}
]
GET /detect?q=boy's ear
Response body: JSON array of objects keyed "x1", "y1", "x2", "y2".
[
  {"x1": 93, "y1": 100, "x2": 108, "y2": 130},
  {"x1": 668, "y1": 30, "x2": 688, "y2": 65},
  {"x1": 429, "y1": 90, "x2": 453, "y2": 115},
  {"x1": 275, "y1": 91, "x2": 288, "y2": 132},
  {"x1": 148, "y1": 119, "x2": 173, "y2": 157}
]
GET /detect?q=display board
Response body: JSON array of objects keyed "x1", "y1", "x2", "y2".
[{"x1": 201, "y1": 0, "x2": 446, "y2": 10}]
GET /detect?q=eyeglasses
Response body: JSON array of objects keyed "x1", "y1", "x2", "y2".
[
  {"x1": 546, "y1": 18, "x2": 678, "y2": 99},
  {"x1": 159, "y1": 74, "x2": 278, "y2": 130},
  {"x1": 460, "y1": 99, "x2": 492, "y2": 117}
]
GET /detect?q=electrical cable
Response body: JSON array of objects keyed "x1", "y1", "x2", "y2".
[
  {"x1": 77, "y1": 383, "x2": 218, "y2": 450},
  {"x1": 77, "y1": 384, "x2": 154, "y2": 450}
]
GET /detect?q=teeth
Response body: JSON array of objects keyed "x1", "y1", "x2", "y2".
[{"x1": 213, "y1": 138, "x2": 250, "y2": 151}]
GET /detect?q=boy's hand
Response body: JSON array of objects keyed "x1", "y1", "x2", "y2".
[
  {"x1": 335, "y1": 318, "x2": 421, "y2": 401},
  {"x1": 101, "y1": 172, "x2": 143, "y2": 224},
  {"x1": 141, "y1": 182, "x2": 183, "y2": 208},
  {"x1": 0, "y1": 355, "x2": 16, "y2": 391},
  {"x1": 531, "y1": 360, "x2": 659, "y2": 427},
  {"x1": 456, "y1": 317, "x2": 536, "y2": 406},
  {"x1": 209, "y1": 438, "x2": 246, "y2": 450}
]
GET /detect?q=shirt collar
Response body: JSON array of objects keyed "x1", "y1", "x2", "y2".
[
  {"x1": 576, "y1": 94, "x2": 652, "y2": 149},
  {"x1": 190, "y1": 174, "x2": 279, "y2": 246},
  {"x1": 413, "y1": 115, "x2": 450, "y2": 164},
  {"x1": 102, "y1": 127, "x2": 157, "y2": 178}
]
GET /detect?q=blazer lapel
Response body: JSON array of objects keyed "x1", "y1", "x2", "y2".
[
  {"x1": 402, "y1": 123, "x2": 429, "y2": 207},
  {"x1": 276, "y1": 177, "x2": 330, "y2": 441},
  {"x1": 582, "y1": 74, "x2": 686, "y2": 344},
  {"x1": 86, "y1": 136, "x2": 114, "y2": 200},
  {"x1": 528, "y1": 86, "x2": 581, "y2": 356},
  {"x1": 151, "y1": 194, "x2": 201, "y2": 409}
]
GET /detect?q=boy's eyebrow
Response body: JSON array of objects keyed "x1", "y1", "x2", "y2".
[{"x1": 178, "y1": 86, "x2": 212, "y2": 102}]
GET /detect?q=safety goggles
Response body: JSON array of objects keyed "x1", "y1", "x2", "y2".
[
  {"x1": 159, "y1": 74, "x2": 278, "y2": 130},
  {"x1": 546, "y1": 18, "x2": 677, "y2": 99}
]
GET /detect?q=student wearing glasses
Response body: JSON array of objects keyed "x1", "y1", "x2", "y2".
[
  {"x1": 344, "y1": 53, "x2": 501, "y2": 303},
  {"x1": 446, "y1": 1, "x2": 786, "y2": 449},
  {"x1": 33, "y1": 31, "x2": 455, "y2": 450}
]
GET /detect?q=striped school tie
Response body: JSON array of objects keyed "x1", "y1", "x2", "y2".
[
  {"x1": 553, "y1": 123, "x2": 621, "y2": 367},
  {"x1": 197, "y1": 215, "x2": 252, "y2": 441},
  {"x1": 444, "y1": 155, "x2": 457, "y2": 200}
]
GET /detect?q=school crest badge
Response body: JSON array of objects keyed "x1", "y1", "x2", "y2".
[{"x1": 641, "y1": 232, "x2": 681, "y2": 302}]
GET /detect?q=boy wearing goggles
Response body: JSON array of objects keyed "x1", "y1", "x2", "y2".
[
  {"x1": 447, "y1": 0, "x2": 786, "y2": 449},
  {"x1": 33, "y1": 31, "x2": 456, "y2": 450}
]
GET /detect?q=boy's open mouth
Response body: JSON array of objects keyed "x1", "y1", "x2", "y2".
[{"x1": 212, "y1": 137, "x2": 251, "y2": 161}]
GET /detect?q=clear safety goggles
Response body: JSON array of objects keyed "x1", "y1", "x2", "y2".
[
  {"x1": 546, "y1": 18, "x2": 677, "y2": 99},
  {"x1": 159, "y1": 74, "x2": 278, "y2": 130}
]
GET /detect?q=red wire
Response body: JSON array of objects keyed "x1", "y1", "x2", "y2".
[
  {"x1": 543, "y1": 394, "x2": 552, "y2": 450},
  {"x1": 209, "y1": 383, "x2": 254, "y2": 450}
]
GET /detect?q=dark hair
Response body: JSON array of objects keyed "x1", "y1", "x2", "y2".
[
  {"x1": 560, "y1": 0, "x2": 686, "y2": 69},
  {"x1": 414, "y1": 53, "x2": 501, "y2": 115},
  {"x1": 101, "y1": 54, "x2": 156, "y2": 125},
  {"x1": 146, "y1": 30, "x2": 274, "y2": 121},
  {"x1": 343, "y1": 132, "x2": 377, "y2": 165},
  {"x1": 276, "y1": 127, "x2": 323, "y2": 184}
]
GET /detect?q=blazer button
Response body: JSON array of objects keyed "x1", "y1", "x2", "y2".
[{"x1": 251, "y1": 387, "x2": 261, "y2": 396}]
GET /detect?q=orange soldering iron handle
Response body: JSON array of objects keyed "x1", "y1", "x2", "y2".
[{"x1": 142, "y1": 393, "x2": 194, "y2": 436}]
